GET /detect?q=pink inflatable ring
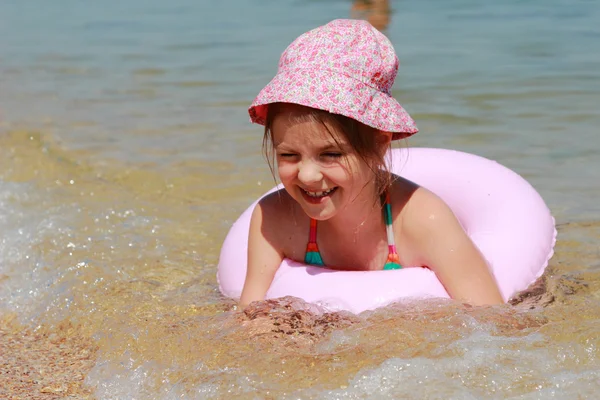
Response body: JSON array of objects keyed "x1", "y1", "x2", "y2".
[{"x1": 217, "y1": 148, "x2": 556, "y2": 313}]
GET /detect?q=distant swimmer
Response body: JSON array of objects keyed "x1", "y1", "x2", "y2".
[{"x1": 351, "y1": 0, "x2": 391, "y2": 31}]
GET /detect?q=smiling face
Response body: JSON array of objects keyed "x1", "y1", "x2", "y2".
[{"x1": 269, "y1": 104, "x2": 388, "y2": 221}]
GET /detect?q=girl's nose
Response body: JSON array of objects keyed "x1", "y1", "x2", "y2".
[{"x1": 297, "y1": 159, "x2": 323, "y2": 185}]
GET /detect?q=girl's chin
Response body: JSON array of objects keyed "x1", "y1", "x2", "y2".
[{"x1": 299, "y1": 202, "x2": 341, "y2": 221}]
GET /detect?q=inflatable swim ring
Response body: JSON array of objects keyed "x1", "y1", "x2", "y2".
[{"x1": 217, "y1": 148, "x2": 556, "y2": 313}]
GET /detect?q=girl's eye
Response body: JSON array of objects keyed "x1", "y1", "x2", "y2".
[
  {"x1": 278, "y1": 153, "x2": 296, "y2": 158},
  {"x1": 322, "y1": 152, "x2": 342, "y2": 159}
]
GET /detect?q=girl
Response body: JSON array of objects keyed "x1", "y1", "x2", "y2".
[{"x1": 240, "y1": 19, "x2": 503, "y2": 307}]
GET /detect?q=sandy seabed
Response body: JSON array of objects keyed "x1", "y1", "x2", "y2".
[{"x1": 0, "y1": 315, "x2": 98, "y2": 400}]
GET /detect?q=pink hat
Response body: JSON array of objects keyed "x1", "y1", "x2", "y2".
[{"x1": 248, "y1": 19, "x2": 418, "y2": 140}]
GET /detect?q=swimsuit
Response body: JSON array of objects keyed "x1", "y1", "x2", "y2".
[{"x1": 304, "y1": 191, "x2": 402, "y2": 270}]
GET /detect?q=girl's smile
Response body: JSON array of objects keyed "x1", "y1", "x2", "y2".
[{"x1": 300, "y1": 186, "x2": 339, "y2": 204}]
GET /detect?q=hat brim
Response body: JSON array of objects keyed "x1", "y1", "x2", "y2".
[{"x1": 248, "y1": 68, "x2": 418, "y2": 140}]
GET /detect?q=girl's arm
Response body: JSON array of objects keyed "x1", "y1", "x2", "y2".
[
  {"x1": 239, "y1": 201, "x2": 284, "y2": 308},
  {"x1": 405, "y1": 190, "x2": 504, "y2": 306}
]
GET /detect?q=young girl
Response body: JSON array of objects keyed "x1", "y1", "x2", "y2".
[{"x1": 240, "y1": 19, "x2": 503, "y2": 308}]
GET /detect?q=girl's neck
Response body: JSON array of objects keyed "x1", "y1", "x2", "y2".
[{"x1": 321, "y1": 183, "x2": 385, "y2": 237}]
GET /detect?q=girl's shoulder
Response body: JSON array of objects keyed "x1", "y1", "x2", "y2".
[
  {"x1": 254, "y1": 189, "x2": 310, "y2": 231},
  {"x1": 252, "y1": 189, "x2": 309, "y2": 255},
  {"x1": 389, "y1": 175, "x2": 461, "y2": 265},
  {"x1": 391, "y1": 174, "x2": 463, "y2": 255},
  {"x1": 389, "y1": 174, "x2": 455, "y2": 230},
  {"x1": 255, "y1": 188, "x2": 298, "y2": 220}
]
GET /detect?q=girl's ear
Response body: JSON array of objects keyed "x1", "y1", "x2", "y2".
[{"x1": 376, "y1": 131, "x2": 393, "y2": 155}]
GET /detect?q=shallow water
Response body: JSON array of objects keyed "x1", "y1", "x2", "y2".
[{"x1": 1, "y1": 0, "x2": 600, "y2": 398}]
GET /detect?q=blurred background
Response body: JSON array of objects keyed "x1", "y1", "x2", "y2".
[{"x1": 1, "y1": 0, "x2": 600, "y2": 398}]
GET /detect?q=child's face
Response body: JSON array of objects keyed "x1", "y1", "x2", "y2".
[{"x1": 271, "y1": 110, "x2": 375, "y2": 221}]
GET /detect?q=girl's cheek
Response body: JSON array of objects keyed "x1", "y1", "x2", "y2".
[{"x1": 278, "y1": 164, "x2": 296, "y2": 181}]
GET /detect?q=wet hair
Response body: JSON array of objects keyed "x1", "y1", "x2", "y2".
[{"x1": 263, "y1": 102, "x2": 394, "y2": 199}]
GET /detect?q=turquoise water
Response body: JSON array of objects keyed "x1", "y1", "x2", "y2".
[{"x1": 1, "y1": 0, "x2": 600, "y2": 398}]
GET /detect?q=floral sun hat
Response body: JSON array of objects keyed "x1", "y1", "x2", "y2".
[{"x1": 248, "y1": 19, "x2": 418, "y2": 140}]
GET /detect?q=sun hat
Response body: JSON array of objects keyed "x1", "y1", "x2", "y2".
[{"x1": 248, "y1": 19, "x2": 418, "y2": 140}]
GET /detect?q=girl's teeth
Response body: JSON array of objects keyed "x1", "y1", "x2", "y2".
[{"x1": 305, "y1": 188, "x2": 335, "y2": 197}]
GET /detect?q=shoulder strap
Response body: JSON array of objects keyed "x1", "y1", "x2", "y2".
[
  {"x1": 382, "y1": 191, "x2": 402, "y2": 270},
  {"x1": 305, "y1": 218, "x2": 325, "y2": 266}
]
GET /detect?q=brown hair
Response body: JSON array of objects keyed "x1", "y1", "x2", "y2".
[{"x1": 263, "y1": 103, "x2": 394, "y2": 199}]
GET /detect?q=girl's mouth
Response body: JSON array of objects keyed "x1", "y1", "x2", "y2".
[{"x1": 300, "y1": 187, "x2": 338, "y2": 204}]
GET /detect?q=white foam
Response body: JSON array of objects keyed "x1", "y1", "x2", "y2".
[
  {"x1": 298, "y1": 331, "x2": 600, "y2": 399},
  {"x1": 0, "y1": 181, "x2": 63, "y2": 319},
  {"x1": 86, "y1": 357, "x2": 264, "y2": 400}
]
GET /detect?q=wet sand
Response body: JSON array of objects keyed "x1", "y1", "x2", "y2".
[{"x1": 0, "y1": 316, "x2": 97, "y2": 399}]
